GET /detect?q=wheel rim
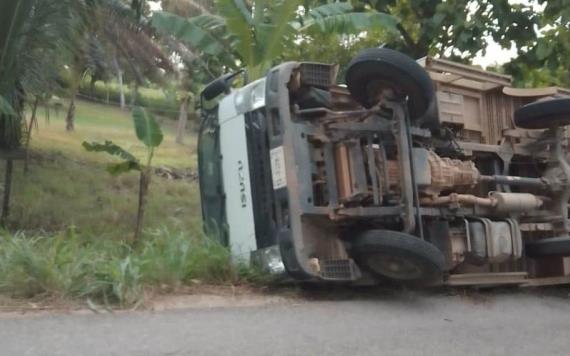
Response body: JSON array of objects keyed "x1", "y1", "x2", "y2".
[
  {"x1": 366, "y1": 254, "x2": 423, "y2": 280},
  {"x1": 365, "y1": 79, "x2": 404, "y2": 104}
]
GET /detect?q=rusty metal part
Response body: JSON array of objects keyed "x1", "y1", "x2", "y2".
[
  {"x1": 420, "y1": 193, "x2": 495, "y2": 207},
  {"x1": 489, "y1": 192, "x2": 543, "y2": 213},
  {"x1": 334, "y1": 143, "x2": 352, "y2": 202},
  {"x1": 389, "y1": 101, "x2": 416, "y2": 233},
  {"x1": 479, "y1": 174, "x2": 550, "y2": 188},
  {"x1": 503, "y1": 86, "x2": 570, "y2": 98},
  {"x1": 521, "y1": 275, "x2": 570, "y2": 287},
  {"x1": 333, "y1": 141, "x2": 368, "y2": 203},
  {"x1": 294, "y1": 106, "x2": 379, "y2": 120},
  {"x1": 425, "y1": 151, "x2": 479, "y2": 196},
  {"x1": 329, "y1": 86, "x2": 361, "y2": 110},
  {"x1": 376, "y1": 150, "x2": 480, "y2": 197},
  {"x1": 366, "y1": 135, "x2": 381, "y2": 205},
  {"x1": 449, "y1": 227, "x2": 468, "y2": 266},
  {"x1": 446, "y1": 272, "x2": 528, "y2": 286},
  {"x1": 551, "y1": 127, "x2": 570, "y2": 235},
  {"x1": 421, "y1": 192, "x2": 543, "y2": 213}
]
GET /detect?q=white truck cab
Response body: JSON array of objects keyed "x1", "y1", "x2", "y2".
[
  {"x1": 199, "y1": 76, "x2": 284, "y2": 266},
  {"x1": 217, "y1": 79, "x2": 266, "y2": 261}
]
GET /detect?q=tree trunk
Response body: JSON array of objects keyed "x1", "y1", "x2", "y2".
[
  {"x1": 24, "y1": 97, "x2": 39, "y2": 173},
  {"x1": 130, "y1": 82, "x2": 139, "y2": 108},
  {"x1": 133, "y1": 169, "x2": 150, "y2": 245},
  {"x1": 45, "y1": 105, "x2": 51, "y2": 125},
  {"x1": 1, "y1": 159, "x2": 13, "y2": 227},
  {"x1": 176, "y1": 98, "x2": 189, "y2": 144},
  {"x1": 90, "y1": 77, "x2": 96, "y2": 95},
  {"x1": 66, "y1": 88, "x2": 77, "y2": 132},
  {"x1": 113, "y1": 54, "x2": 126, "y2": 110}
]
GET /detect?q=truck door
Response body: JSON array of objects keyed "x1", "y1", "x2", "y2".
[{"x1": 218, "y1": 98, "x2": 257, "y2": 262}]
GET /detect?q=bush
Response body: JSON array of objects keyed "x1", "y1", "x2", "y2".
[
  {"x1": 0, "y1": 228, "x2": 256, "y2": 307},
  {"x1": 138, "y1": 228, "x2": 235, "y2": 288}
]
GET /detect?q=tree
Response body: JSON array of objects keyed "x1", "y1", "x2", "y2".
[
  {"x1": 152, "y1": 1, "x2": 398, "y2": 80},
  {"x1": 64, "y1": 0, "x2": 171, "y2": 131},
  {"x1": 161, "y1": 0, "x2": 214, "y2": 17},
  {"x1": 83, "y1": 106, "x2": 163, "y2": 244},
  {"x1": 175, "y1": 92, "x2": 192, "y2": 145},
  {"x1": 352, "y1": 0, "x2": 539, "y2": 61},
  {"x1": 0, "y1": 0, "x2": 80, "y2": 224},
  {"x1": 504, "y1": 0, "x2": 570, "y2": 87}
]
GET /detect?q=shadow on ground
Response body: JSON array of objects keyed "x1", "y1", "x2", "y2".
[{"x1": 264, "y1": 281, "x2": 570, "y2": 306}]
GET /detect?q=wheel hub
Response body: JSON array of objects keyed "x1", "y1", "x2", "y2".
[{"x1": 367, "y1": 254, "x2": 422, "y2": 280}]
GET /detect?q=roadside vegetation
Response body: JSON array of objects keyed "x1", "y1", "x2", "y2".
[
  {"x1": 0, "y1": 99, "x2": 262, "y2": 307},
  {"x1": 0, "y1": 229, "x2": 235, "y2": 307}
]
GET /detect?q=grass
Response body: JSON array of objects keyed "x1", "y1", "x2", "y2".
[
  {"x1": 0, "y1": 99, "x2": 265, "y2": 306},
  {"x1": 36, "y1": 99, "x2": 197, "y2": 168},
  {"x1": 78, "y1": 80, "x2": 181, "y2": 119},
  {"x1": 5, "y1": 99, "x2": 199, "y2": 236},
  {"x1": 0, "y1": 229, "x2": 238, "y2": 306}
]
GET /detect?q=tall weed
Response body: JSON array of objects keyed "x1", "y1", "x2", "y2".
[{"x1": 0, "y1": 228, "x2": 257, "y2": 306}]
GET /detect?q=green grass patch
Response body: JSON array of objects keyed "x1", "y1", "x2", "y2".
[
  {"x1": 0, "y1": 229, "x2": 240, "y2": 306},
  {"x1": 5, "y1": 99, "x2": 199, "y2": 236}
]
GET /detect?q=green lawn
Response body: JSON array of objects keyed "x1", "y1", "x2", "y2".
[{"x1": 2, "y1": 99, "x2": 202, "y2": 238}]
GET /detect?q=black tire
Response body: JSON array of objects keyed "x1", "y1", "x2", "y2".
[
  {"x1": 352, "y1": 230, "x2": 446, "y2": 286},
  {"x1": 525, "y1": 237, "x2": 570, "y2": 258},
  {"x1": 345, "y1": 48, "x2": 435, "y2": 121},
  {"x1": 514, "y1": 98, "x2": 570, "y2": 129}
]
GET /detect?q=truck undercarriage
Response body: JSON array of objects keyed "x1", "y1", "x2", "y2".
[{"x1": 200, "y1": 48, "x2": 570, "y2": 287}]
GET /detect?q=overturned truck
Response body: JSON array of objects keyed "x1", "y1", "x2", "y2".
[{"x1": 198, "y1": 48, "x2": 570, "y2": 287}]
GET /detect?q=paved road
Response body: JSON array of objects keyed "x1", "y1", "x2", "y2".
[{"x1": 1, "y1": 289, "x2": 570, "y2": 356}]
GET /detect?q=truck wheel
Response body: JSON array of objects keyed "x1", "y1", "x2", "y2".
[
  {"x1": 514, "y1": 98, "x2": 570, "y2": 129},
  {"x1": 525, "y1": 236, "x2": 570, "y2": 258},
  {"x1": 352, "y1": 230, "x2": 445, "y2": 286},
  {"x1": 345, "y1": 48, "x2": 435, "y2": 121}
]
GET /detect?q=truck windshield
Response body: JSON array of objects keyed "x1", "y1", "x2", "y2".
[{"x1": 198, "y1": 107, "x2": 227, "y2": 245}]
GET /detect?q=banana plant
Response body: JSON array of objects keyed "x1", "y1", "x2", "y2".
[
  {"x1": 151, "y1": 0, "x2": 398, "y2": 80},
  {"x1": 83, "y1": 106, "x2": 163, "y2": 244}
]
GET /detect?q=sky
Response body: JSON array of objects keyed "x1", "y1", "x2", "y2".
[
  {"x1": 148, "y1": 1, "x2": 160, "y2": 11},
  {"x1": 473, "y1": 0, "x2": 543, "y2": 67},
  {"x1": 473, "y1": 41, "x2": 518, "y2": 68}
]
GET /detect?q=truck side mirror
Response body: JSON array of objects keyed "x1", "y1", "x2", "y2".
[{"x1": 201, "y1": 70, "x2": 244, "y2": 101}]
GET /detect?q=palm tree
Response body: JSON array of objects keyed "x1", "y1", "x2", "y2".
[
  {"x1": 64, "y1": 0, "x2": 172, "y2": 131},
  {"x1": 152, "y1": 0, "x2": 398, "y2": 80},
  {"x1": 0, "y1": 0, "x2": 81, "y2": 224}
]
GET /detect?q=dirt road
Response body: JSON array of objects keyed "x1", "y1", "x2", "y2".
[{"x1": 1, "y1": 288, "x2": 569, "y2": 356}]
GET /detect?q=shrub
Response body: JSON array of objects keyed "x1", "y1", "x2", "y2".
[
  {"x1": 0, "y1": 228, "x2": 255, "y2": 307},
  {"x1": 138, "y1": 228, "x2": 235, "y2": 288}
]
